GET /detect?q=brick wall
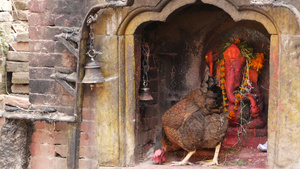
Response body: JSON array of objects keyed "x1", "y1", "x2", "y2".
[
  {"x1": 27, "y1": 0, "x2": 101, "y2": 168},
  {"x1": 28, "y1": 0, "x2": 79, "y2": 114},
  {"x1": 29, "y1": 112, "x2": 98, "y2": 169},
  {"x1": 29, "y1": 121, "x2": 68, "y2": 169}
]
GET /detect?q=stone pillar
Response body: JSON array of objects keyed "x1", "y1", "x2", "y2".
[
  {"x1": 92, "y1": 34, "x2": 121, "y2": 167},
  {"x1": 268, "y1": 35, "x2": 300, "y2": 169}
]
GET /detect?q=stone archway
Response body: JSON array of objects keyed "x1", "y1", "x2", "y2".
[{"x1": 120, "y1": 0, "x2": 279, "y2": 166}]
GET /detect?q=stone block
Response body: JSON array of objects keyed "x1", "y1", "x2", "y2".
[
  {"x1": 53, "y1": 158, "x2": 67, "y2": 169},
  {"x1": 30, "y1": 80, "x2": 65, "y2": 95},
  {"x1": 0, "y1": 12, "x2": 13, "y2": 22},
  {"x1": 28, "y1": 0, "x2": 43, "y2": 13},
  {"x1": 13, "y1": 10, "x2": 28, "y2": 21},
  {"x1": 34, "y1": 121, "x2": 54, "y2": 130},
  {"x1": 13, "y1": 1, "x2": 28, "y2": 10},
  {"x1": 28, "y1": 13, "x2": 55, "y2": 26},
  {"x1": 54, "y1": 122, "x2": 68, "y2": 131},
  {"x1": 29, "y1": 93, "x2": 74, "y2": 107},
  {"x1": 0, "y1": 94, "x2": 5, "y2": 108},
  {"x1": 79, "y1": 146, "x2": 97, "y2": 159},
  {"x1": 11, "y1": 84, "x2": 29, "y2": 94},
  {"x1": 29, "y1": 67, "x2": 55, "y2": 80},
  {"x1": 0, "y1": 0, "x2": 12, "y2": 11},
  {"x1": 29, "y1": 26, "x2": 63, "y2": 40},
  {"x1": 53, "y1": 14, "x2": 82, "y2": 27},
  {"x1": 79, "y1": 159, "x2": 98, "y2": 169},
  {"x1": 54, "y1": 41, "x2": 72, "y2": 53},
  {"x1": 12, "y1": 21, "x2": 28, "y2": 33},
  {"x1": 4, "y1": 94, "x2": 30, "y2": 108},
  {"x1": 29, "y1": 40, "x2": 55, "y2": 53},
  {"x1": 54, "y1": 144, "x2": 67, "y2": 158},
  {"x1": 11, "y1": 42, "x2": 29, "y2": 52},
  {"x1": 53, "y1": 131, "x2": 68, "y2": 145},
  {"x1": 6, "y1": 61, "x2": 29, "y2": 72},
  {"x1": 29, "y1": 53, "x2": 62, "y2": 67},
  {"x1": 31, "y1": 130, "x2": 54, "y2": 144},
  {"x1": 30, "y1": 143, "x2": 55, "y2": 156},
  {"x1": 16, "y1": 32, "x2": 29, "y2": 42},
  {"x1": 30, "y1": 156, "x2": 54, "y2": 169},
  {"x1": 29, "y1": 80, "x2": 52, "y2": 94},
  {"x1": 12, "y1": 72, "x2": 29, "y2": 84},
  {"x1": 7, "y1": 51, "x2": 29, "y2": 62}
]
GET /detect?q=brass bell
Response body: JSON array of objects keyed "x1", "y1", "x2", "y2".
[
  {"x1": 139, "y1": 87, "x2": 153, "y2": 101},
  {"x1": 82, "y1": 59, "x2": 105, "y2": 90}
]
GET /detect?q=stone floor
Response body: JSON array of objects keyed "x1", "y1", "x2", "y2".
[{"x1": 131, "y1": 127, "x2": 268, "y2": 169}]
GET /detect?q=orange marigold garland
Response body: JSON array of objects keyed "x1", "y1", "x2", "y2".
[
  {"x1": 219, "y1": 58, "x2": 237, "y2": 120},
  {"x1": 250, "y1": 52, "x2": 265, "y2": 72}
]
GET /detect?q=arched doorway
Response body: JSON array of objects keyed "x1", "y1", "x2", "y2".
[{"x1": 133, "y1": 2, "x2": 270, "y2": 165}]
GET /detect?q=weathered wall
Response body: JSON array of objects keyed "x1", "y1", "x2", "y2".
[
  {"x1": 0, "y1": 0, "x2": 299, "y2": 169},
  {"x1": 0, "y1": 119, "x2": 33, "y2": 169},
  {"x1": 27, "y1": 1, "x2": 104, "y2": 168},
  {"x1": 0, "y1": 0, "x2": 30, "y2": 95}
]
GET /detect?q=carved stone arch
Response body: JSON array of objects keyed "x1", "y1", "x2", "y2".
[
  {"x1": 202, "y1": 0, "x2": 279, "y2": 35},
  {"x1": 119, "y1": 0, "x2": 279, "y2": 35}
]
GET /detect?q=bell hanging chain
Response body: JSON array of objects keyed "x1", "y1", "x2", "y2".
[
  {"x1": 170, "y1": 54, "x2": 177, "y2": 89},
  {"x1": 86, "y1": 13, "x2": 103, "y2": 60},
  {"x1": 142, "y1": 43, "x2": 150, "y2": 88}
]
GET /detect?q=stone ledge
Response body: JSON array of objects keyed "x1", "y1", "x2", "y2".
[
  {"x1": 0, "y1": 110, "x2": 76, "y2": 122},
  {"x1": 0, "y1": 12, "x2": 13, "y2": 22},
  {"x1": 6, "y1": 61, "x2": 29, "y2": 72},
  {"x1": 7, "y1": 51, "x2": 29, "y2": 62},
  {"x1": 12, "y1": 72, "x2": 29, "y2": 84},
  {"x1": 3, "y1": 94, "x2": 30, "y2": 109}
]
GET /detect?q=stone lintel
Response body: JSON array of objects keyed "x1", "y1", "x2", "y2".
[{"x1": 0, "y1": 110, "x2": 75, "y2": 122}]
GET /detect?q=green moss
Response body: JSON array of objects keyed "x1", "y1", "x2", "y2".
[{"x1": 0, "y1": 25, "x2": 10, "y2": 55}]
